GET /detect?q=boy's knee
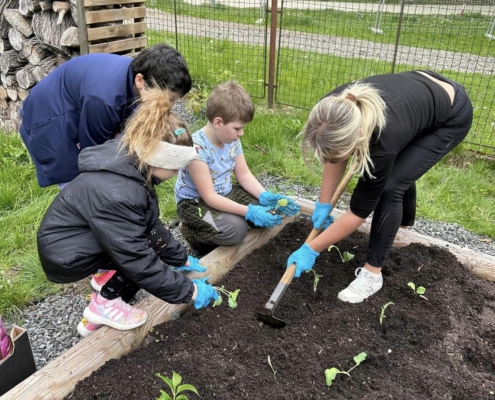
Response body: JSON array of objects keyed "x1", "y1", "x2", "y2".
[{"x1": 213, "y1": 217, "x2": 248, "y2": 246}]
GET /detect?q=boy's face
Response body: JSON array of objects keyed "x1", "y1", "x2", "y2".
[
  {"x1": 214, "y1": 118, "x2": 246, "y2": 144},
  {"x1": 151, "y1": 167, "x2": 178, "y2": 183}
]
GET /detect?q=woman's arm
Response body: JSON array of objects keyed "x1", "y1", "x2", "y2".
[
  {"x1": 308, "y1": 208, "x2": 365, "y2": 253},
  {"x1": 188, "y1": 159, "x2": 250, "y2": 216},
  {"x1": 320, "y1": 159, "x2": 348, "y2": 204},
  {"x1": 233, "y1": 154, "x2": 265, "y2": 199}
]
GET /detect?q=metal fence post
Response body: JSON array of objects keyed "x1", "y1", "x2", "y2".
[
  {"x1": 267, "y1": 0, "x2": 278, "y2": 108},
  {"x1": 371, "y1": 0, "x2": 386, "y2": 34},
  {"x1": 391, "y1": 0, "x2": 406, "y2": 73}
]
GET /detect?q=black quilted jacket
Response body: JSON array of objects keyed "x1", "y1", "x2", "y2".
[{"x1": 37, "y1": 137, "x2": 194, "y2": 304}]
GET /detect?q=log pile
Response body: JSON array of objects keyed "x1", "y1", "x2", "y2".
[
  {"x1": 0, "y1": 0, "x2": 144, "y2": 132},
  {"x1": 0, "y1": 0, "x2": 75, "y2": 131}
]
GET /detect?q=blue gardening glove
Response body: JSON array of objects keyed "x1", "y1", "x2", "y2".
[
  {"x1": 259, "y1": 191, "x2": 300, "y2": 217},
  {"x1": 287, "y1": 244, "x2": 320, "y2": 278},
  {"x1": 245, "y1": 204, "x2": 282, "y2": 228},
  {"x1": 192, "y1": 278, "x2": 219, "y2": 309},
  {"x1": 312, "y1": 200, "x2": 334, "y2": 230},
  {"x1": 172, "y1": 256, "x2": 207, "y2": 273}
]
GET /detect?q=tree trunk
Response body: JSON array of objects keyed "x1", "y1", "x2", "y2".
[
  {"x1": 0, "y1": 49, "x2": 28, "y2": 74},
  {"x1": 19, "y1": 0, "x2": 40, "y2": 16},
  {"x1": 52, "y1": 1, "x2": 70, "y2": 25},
  {"x1": 21, "y1": 36, "x2": 51, "y2": 64},
  {"x1": 0, "y1": 0, "x2": 20, "y2": 37},
  {"x1": 60, "y1": 26, "x2": 78, "y2": 47},
  {"x1": 8, "y1": 27, "x2": 25, "y2": 51},
  {"x1": 16, "y1": 63, "x2": 36, "y2": 89},
  {"x1": 39, "y1": 0, "x2": 52, "y2": 11},
  {"x1": 3, "y1": 9, "x2": 33, "y2": 37},
  {"x1": 32, "y1": 10, "x2": 76, "y2": 55},
  {"x1": 17, "y1": 87, "x2": 29, "y2": 100},
  {"x1": 0, "y1": 38, "x2": 13, "y2": 53}
]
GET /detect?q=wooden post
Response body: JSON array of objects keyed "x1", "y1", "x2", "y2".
[{"x1": 76, "y1": 0, "x2": 88, "y2": 54}]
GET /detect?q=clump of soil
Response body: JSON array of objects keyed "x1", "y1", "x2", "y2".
[{"x1": 68, "y1": 218, "x2": 495, "y2": 400}]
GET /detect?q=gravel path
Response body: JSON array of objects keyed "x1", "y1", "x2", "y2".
[
  {"x1": 146, "y1": 9, "x2": 495, "y2": 74},
  {"x1": 3, "y1": 101, "x2": 494, "y2": 371}
]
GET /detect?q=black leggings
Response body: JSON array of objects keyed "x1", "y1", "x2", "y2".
[
  {"x1": 367, "y1": 76, "x2": 473, "y2": 268},
  {"x1": 99, "y1": 221, "x2": 188, "y2": 301}
]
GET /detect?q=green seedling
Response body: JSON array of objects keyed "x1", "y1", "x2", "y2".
[
  {"x1": 379, "y1": 302, "x2": 394, "y2": 325},
  {"x1": 325, "y1": 352, "x2": 367, "y2": 387},
  {"x1": 267, "y1": 355, "x2": 277, "y2": 380},
  {"x1": 328, "y1": 245, "x2": 355, "y2": 263},
  {"x1": 305, "y1": 269, "x2": 323, "y2": 292},
  {"x1": 156, "y1": 371, "x2": 199, "y2": 400},
  {"x1": 213, "y1": 285, "x2": 240, "y2": 308},
  {"x1": 408, "y1": 282, "x2": 426, "y2": 295},
  {"x1": 198, "y1": 207, "x2": 202, "y2": 218}
]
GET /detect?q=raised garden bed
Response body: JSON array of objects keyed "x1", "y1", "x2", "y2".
[{"x1": 66, "y1": 218, "x2": 495, "y2": 399}]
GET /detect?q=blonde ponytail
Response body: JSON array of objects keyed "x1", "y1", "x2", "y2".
[
  {"x1": 120, "y1": 87, "x2": 193, "y2": 172},
  {"x1": 301, "y1": 81, "x2": 386, "y2": 178}
]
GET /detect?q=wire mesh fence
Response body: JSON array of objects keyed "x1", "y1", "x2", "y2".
[{"x1": 146, "y1": 0, "x2": 495, "y2": 149}]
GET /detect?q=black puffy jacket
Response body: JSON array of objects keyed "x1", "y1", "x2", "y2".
[{"x1": 37, "y1": 137, "x2": 195, "y2": 304}]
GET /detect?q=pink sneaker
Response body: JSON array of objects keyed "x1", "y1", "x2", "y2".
[
  {"x1": 83, "y1": 293, "x2": 148, "y2": 330},
  {"x1": 90, "y1": 270, "x2": 116, "y2": 291},
  {"x1": 76, "y1": 318, "x2": 101, "y2": 337}
]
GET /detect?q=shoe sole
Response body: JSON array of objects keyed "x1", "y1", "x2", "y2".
[
  {"x1": 337, "y1": 293, "x2": 365, "y2": 303},
  {"x1": 83, "y1": 307, "x2": 148, "y2": 331},
  {"x1": 90, "y1": 279, "x2": 102, "y2": 292},
  {"x1": 77, "y1": 321, "x2": 99, "y2": 337}
]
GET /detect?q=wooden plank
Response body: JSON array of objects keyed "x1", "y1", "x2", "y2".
[
  {"x1": 1, "y1": 215, "x2": 296, "y2": 400},
  {"x1": 76, "y1": 0, "x2": 88, "y2": 54},
  {"x1": 87, "y1": 21, "x2": 146, "y2": 41},
  {"x1": 295, "y1": 197, "x2": 495, "y2": 282},
  {"x1": 85, "y1": 7, "x2": 146, "y2": 24},
  {"x1": 88, "y1": 36, "x2": 146, "y2": 54},
  {"x1": 85, "y1": 0, "x2": 144, "y2": 6}
]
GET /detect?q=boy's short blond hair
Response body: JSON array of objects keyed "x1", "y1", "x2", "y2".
[{"x1": 205, "y1": 80, "x2": 254, "y2": 124}]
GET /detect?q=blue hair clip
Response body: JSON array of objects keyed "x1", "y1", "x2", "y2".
[{"x1": 174, "y1": 128, "x2": 186, "y2": 136}]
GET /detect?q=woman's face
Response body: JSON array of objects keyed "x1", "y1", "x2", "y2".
[{"x1": 151, "y1": 167, "x2": 178, "y2": 183}]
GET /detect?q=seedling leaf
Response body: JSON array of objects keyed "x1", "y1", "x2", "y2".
[
  {"x1": 158, "y1": 390, "x2": 173, "y2": 400},
  {"x1": 172, "y1": 371, "x2": 182, "y2": 388},
  {"x1": 342, "y1": 251, "x2": 355, "y2": 262},
  {"x1": 156, "y1": 373, "x2": 174, "y2": 391},
  {"x1": 407, "y1": 282, "x2": 416, "y2": 291},
  {"x1": 277, "y1": 198, "x2": 288, "y2": 207},
  {"x1": 353, "y1": 352, "x2": 367, "y2": 365},
  {"x1": 198, "y1": 208, "x2": 203, "y2": 218},
  {"x1": 325, "y1": 367, "x2": 342, "y2": 386},
  {"x1": 213, "y1": 296, "x2": 223, "y2": 307},
  {"x1": 228, "y1": 297, "x2": 238, "y2": 309},
  {"x1": 175, "y1": 395, "x2": 189, "y2": 400},
  {"x1": 177, "y1": 384, "x2": 199, "y2": 396},
  {"x1": 416, "y1": 286, "x2": 426, "y2": 295},
  {"x1": 379, "y1": 302, "x2": 394, "y2": 325}
]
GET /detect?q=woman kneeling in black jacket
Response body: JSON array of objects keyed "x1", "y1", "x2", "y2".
[{"x1": 37, "y1": 88, "x2": 218, "y2": 336}]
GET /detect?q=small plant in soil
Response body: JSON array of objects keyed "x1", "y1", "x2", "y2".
[
  {"x1": 213, "y1": 285, "x2": 240, "y2": 308},
  {"x1": 156, "y1": 371, "x2": 199, "y2": 400},
  {"x1": 325, "y1": 352, "x2": 367, "y2": 387},
  {"x1": 408, "y1": 282, "x2": 426, "y2": 295},
  {"x1": 379, "y1": 302, "x2": 394, "y2": 325},
  {"x1": 328, "y1": 245, "x2": 355, "y2": 262},
  {"x1": 267, "y1": 355, "x2": 277, "y2": 380},
  {"x1": 305, "y1": 269, "x2": 323, "y2": 292},
  {"x1": 270, "y1": 198, "x2": 288, "y2": 215}
]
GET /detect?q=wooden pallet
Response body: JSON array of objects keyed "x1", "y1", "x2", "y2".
[{"x1": 76, "y1": 0, "x2": 146, "y2": 55}]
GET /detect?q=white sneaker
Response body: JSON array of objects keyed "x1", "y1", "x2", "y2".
[{"x1": 338, "y1": 267, "x2": 383, "y2": 303}]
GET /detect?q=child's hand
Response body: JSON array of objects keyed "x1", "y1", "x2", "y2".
[
  {"x1": 259, "y1": 191, "x2": 300, "y2": 216},
  {"x1": 192, "y1": 278, "x2": 219, "y2": 309},
  {"x1": 173, "y1": 256, "x2": 207, "y2": 273},
  {"x1": 245, "y1": 204, "x2": 282, "y2": 228},
  {"x1": 287, "y1": 244, "x2": 320, "y2": 278},
  {"x1": 312, "y1": 200, "x2": 334, "y2": 230}
]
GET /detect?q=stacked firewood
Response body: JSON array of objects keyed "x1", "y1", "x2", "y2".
[{"x1": 0, "y1": 0, "x2": 83, "y2": 131}]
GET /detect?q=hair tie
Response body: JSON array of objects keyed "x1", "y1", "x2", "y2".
[
  {"x1": 174, "y1": 128, "x2": 186, "y2": 136},
  {"x1": 345, "y1": 93, "x2": 357, "y2": 103}
]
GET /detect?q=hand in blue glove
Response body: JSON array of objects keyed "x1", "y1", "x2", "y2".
[
  {"x1": 245, "y1": 204, "x2": 282, "y2": 228},
  {"x1": 287, "y1": 244, "x2": 320, "y2": 278},
  {"x1": 172, "y1": 256, "x2": 207, "y2": 273},
  {"x1": 259, "y1": 191, "x2": 300, "y2": 217},
  {"x1": 191, "y1": 278, "x2": 219, "y2": 309},
  {"x1": 312, "y1": 200, "x2": 334, "y2": 230}
]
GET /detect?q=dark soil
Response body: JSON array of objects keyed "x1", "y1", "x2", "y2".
[{"x1": 68, "y1": 218, "x2": 495, "y2": 400}]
